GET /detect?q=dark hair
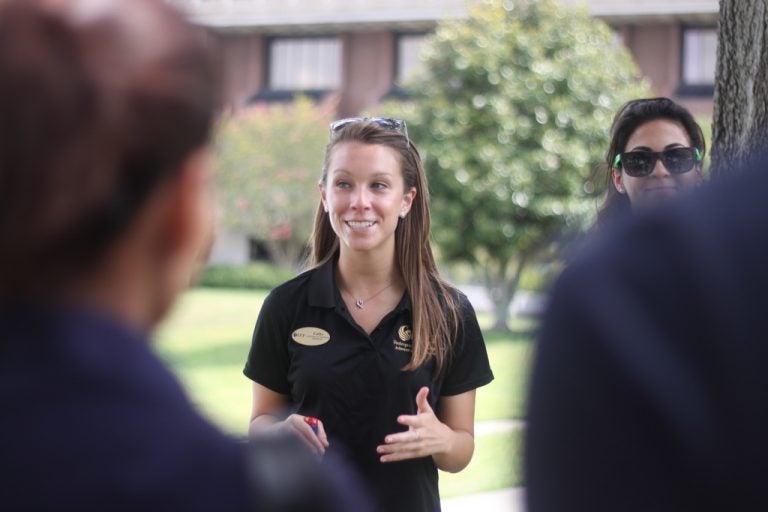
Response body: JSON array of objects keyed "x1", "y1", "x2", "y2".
[
  {"x1": 310, "y1": 121, "x2": 459, "y2": 377},
  {"x1": 596, "y1": 97, "x2": 706, "y2": 227},
  {"x1": 0, "y1": 0, "x2": 218, "y2": 295}
]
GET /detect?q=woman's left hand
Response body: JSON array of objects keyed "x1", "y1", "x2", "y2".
[{"x1": 377, "y1": 386, "x2": 454, "y2": 463}]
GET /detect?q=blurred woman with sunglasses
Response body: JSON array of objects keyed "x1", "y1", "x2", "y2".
[
  {"x1": 596, "y1": 97, "x2": 706, "y2": 228},
  {"x1": 244, "y1": 118, "x2": 494, "y2": 511}
]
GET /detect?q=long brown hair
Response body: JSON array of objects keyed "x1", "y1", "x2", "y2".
[{"x1": 309, "y1": 121, "x2": 460, "y2": 377}]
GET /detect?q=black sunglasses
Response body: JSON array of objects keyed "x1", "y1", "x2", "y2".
[
  {"x1": 329, "y1": 117, "x2": 409, "y2": 146},
  {"x1": 613, "y1": 147, "x2": 703, "y2": 178}
]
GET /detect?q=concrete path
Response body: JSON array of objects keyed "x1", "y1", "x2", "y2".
[
  {"x1": 475, "y1": 418, "x2": 525, "y2": 435},
  {"x1": 441, "y1": 487, "x2": 526, "y2": 512},
  {"x1": 440, "y1": 419, "x2": 527, "y2": 511},
  {"x1": 459, "y1": 285, "x2": 545, "y2": 316}
]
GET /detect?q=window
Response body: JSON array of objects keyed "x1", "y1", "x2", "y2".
[
  {"x1": 268, "y1": 37, "x2": 341, "y2": 90},
  {"x1": 395, "y1": 33, "x2": 428, "y2": 85},
  {"x1": 611, "y1": 26, "x2": 625, "y2": 48},
  {"x1": 680, "y1": 26, "x2": 717, "y2": 95}
]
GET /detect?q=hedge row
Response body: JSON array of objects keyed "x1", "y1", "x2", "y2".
[{"x1": 197, "y1": 262, "x2": 296, "y2": 290}]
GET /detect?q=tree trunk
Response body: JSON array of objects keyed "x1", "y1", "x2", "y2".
[
  {"x1": 267, "y1": 239, "x2": 302, "y2": 270},
  {"x1": 711, "y1": 0, "x2": 768, "y2": 178},
  {"x1": 486, "y1": 254, "x2": 528, "y2": 332}
]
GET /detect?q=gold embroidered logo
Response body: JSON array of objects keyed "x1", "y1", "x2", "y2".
[
  {"x1": 291, "y1": 327, "x2": 330, "y2": 346},
  {"x1": 394, "y1": 325, "x2": 413, "y2": 353}
]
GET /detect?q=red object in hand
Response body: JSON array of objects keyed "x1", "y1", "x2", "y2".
[{"x1": 304, "y1": 416, "x2": 319, "y2": 435}]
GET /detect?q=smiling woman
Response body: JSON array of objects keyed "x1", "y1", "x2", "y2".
[
  {"x1": 321, "y1": 142, "x2": 414, "y2": 260},
  {"x1": 243, "y1": 118, "x2": 494, "y2": 512},
  {"x1": 596, "y1": 97, "x2": 707, "y2": 228}
]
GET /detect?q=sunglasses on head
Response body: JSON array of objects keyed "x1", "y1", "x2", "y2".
[
  {"x1": 613, "y1": 147, "x2": 703, "y2": 178},
  {"x1": 329, "y1": 117, "x2": 409, "y2": 146}
]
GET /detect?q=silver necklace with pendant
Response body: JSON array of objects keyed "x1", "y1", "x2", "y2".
[{"x1": 343, "y1": 282, "x2": 394, "y2": 309}]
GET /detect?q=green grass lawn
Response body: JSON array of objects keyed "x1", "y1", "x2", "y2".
[
  {"x1": 155, "y1": 287, "x2": 533, "y2": 495},
  {"x1": 155, "y1": 288, "x2": 266, "y2": 432},
  {"x1": 439, "y1": 430, "x2": 523, "y2": 498}
]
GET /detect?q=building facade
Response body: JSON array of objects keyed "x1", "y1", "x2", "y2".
[
  {"x1": 171, "y1": 0, "x2": 718, "y2": 265},
  {"x1": 171, "y1": 0, "x2": 718, "y2": 117}
]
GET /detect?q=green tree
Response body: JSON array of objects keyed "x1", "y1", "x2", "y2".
[
  {"x1": 214, "y1": 96, "x2": 335, "y2": 268},
  {"x1": 390, "y1": 0, "x2": 650, "y2": 330}
]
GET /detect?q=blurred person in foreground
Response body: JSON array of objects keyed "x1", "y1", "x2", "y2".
[
  {"x1": 525, "y1": 153, "x2": 768, "y2": 511},
  {"x1": 0, "y1": 0, "x2": 366, "y2": 510}
]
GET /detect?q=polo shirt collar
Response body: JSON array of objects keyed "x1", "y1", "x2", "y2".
[{"x1": 307, "y1": 257, "x2": 337, "y2": 308}]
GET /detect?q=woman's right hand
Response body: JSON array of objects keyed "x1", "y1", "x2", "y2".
[
  {"x1": 250, "y1": 384, "x2": 329, "y2": 455},
  {"x1": 274, "y1": 414, "x2": 329, "y2": 456}
]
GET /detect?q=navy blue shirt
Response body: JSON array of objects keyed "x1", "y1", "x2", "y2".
[
  {"x1": 244, "y1": 259, "x2": 494, "y2": 511},
  {"x1": 526, "y1": 161, "x2": 768, "y2": 511},
  {"x1": 0, "y1": 302, "x2": 251, "y2": 511}
]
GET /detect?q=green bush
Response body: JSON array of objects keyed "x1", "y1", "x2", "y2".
[
  {"x1": 214, "y1": 96, "x2": 335, "y2": 268},
  {"x1": 197, "y1": 262, "x2": 295, "y2": 290}
]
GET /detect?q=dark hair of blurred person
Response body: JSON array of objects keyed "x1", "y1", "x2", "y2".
[
  {"x1": 0, "y1": 1, "x2": 368, "y2": 510},
  {"x1": 0, "y1": 0, "x2": 217, "y2": 314}
]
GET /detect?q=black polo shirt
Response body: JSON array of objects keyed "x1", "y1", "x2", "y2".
[{"x1": 244, "y1": 259, "x2": 494, "y2": 512}]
